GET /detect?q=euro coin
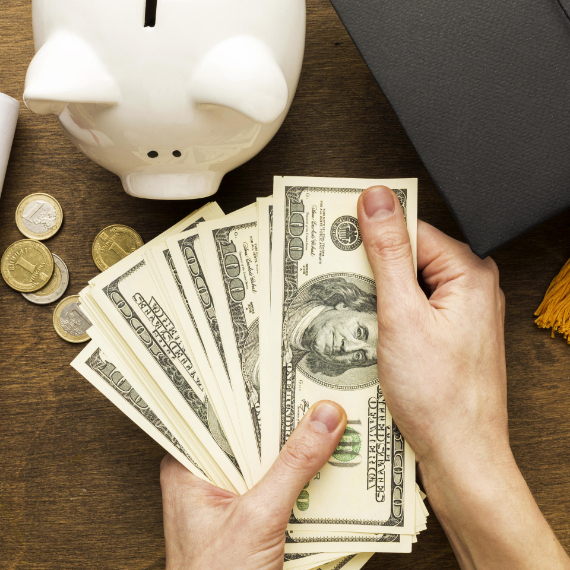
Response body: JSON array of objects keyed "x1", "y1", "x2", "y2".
[
  {"x1": 92, "y1": 225, "x2": 144, "y2": 271},
  {"x1": 53, "y1": 295, "x2": 92, "y2": 343},
  {"x1": 16, "y1": 193, "x2": 63, "y2": 240},
  {"x1": 22, "y1": 254, "x2": 69, "y2": 305},
  {"x1": 1, "y1": 239, "x2": 54, "y2": 292}
]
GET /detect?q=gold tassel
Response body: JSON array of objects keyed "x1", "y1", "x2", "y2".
[{"x1": 535, "y1": 258, "x2": 570, "y2": 342}]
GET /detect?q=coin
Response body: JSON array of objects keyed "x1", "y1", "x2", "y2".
[
  {"x1": 22, "y1": 254, "x2": 69, "y2": 305},
  {"x1": 53, "y1": 295, "x2": 92, "y2": 343},
  {"x1": 92, "y1": 225, "x2": 144, "y2": 271},
  {"x1": 1, "y1": 239, "x2": 54, "y2": 292},
  {"x1": 16, "y1": 193, "x2": 63, "y2": 240}
]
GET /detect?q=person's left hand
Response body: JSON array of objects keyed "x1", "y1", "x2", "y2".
[{"x1": 160, "y1": 400, "x2": 347, "y2": 570}]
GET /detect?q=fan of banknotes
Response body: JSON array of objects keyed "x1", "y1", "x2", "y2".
[{"x1": 72, "y1": 176, "x2": 427, "y2": 570}]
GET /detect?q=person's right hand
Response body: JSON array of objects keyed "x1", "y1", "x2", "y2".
[
  {"x1": 358, "y1": 186, "x2": 509, "y2": 474},
  {"x1": 357, "y1": 185, "x2": 570, "y2": 570}
]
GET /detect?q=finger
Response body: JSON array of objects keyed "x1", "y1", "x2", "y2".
[
  {"x1": 357, "y1": 186, "x2": 424, "y2": 321},
  {"x1": 417, "y1": 221, "x2": 498, "y2": 296},
  {"x1": 417, "y1": 220, "x2": 473, "y2": 274},
  {"x1": 247, "y1": 401, "x2": 347, "y2": 521}
]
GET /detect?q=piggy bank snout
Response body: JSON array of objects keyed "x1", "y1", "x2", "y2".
[
  {"x1": 124, "y1": 172, "x2": 224, "y2": 200},
  {"x1": 141, "y1": 149, "x2": 183, "y2": 161}
]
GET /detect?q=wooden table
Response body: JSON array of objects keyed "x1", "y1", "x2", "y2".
[{"x1": 1, "y1": 2, "x2": 569, "y2": 569}]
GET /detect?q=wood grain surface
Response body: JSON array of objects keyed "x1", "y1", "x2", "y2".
[{"x1": 1, "y1": 2, "x2": 569, "y2": 569}]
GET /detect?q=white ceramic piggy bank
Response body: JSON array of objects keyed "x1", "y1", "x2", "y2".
[{"x1": 24, "y1": 0, "x2": 305, "y2": 199}]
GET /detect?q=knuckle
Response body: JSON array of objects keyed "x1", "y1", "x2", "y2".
[
  {"x1": 457, "y1": 241, "x2": 473, "y2": 256},
  {"x1": 453, "y1": 243, "x2": 487, "y2": 270},
  {"x1": 483, "y1": 258, "x2": 500, "y2": 281},
  {"x1": 368, "y1": 228, "x2": 411, "y2": 264},
  {"x1": 498, "y1": 287, "x2": 506, "y2": 314},
  {"x1": 478, "y1": 259, "x2": 500, "y2": 289},
  {"x1": 281, "y1": 433, "x2": 320, "y2": 471},
  {"x1": 463, "y1": 257, "x2": 501, "y2": 293}
]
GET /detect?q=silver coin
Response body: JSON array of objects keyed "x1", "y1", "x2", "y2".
[
  {"x1": 22, "y1": 200, "x2": 57, "y2": 234},
  {"x1": 59, "y1": 301, "x2": 91, "y2": 338},
  {"x1": 22, "y1": 254, "x2": 69, "y2": 305}
]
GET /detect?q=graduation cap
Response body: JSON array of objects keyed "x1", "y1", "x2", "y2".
[{"x1": 330, "y1": 0, "x2": 570, "y2": 257}]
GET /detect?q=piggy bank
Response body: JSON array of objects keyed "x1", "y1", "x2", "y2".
[{"x1": 24, "y1": 0, "x2": 305, "y2": 199}]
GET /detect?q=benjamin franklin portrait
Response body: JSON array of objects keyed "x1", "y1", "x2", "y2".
[{"x1": 283, "y1": 274, "x2": 379, "y2": 390}]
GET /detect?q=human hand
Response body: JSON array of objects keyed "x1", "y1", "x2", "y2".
[
  {"x1": 160, "y1": 400, "x2": 347, "y2": 570},
  {"x1": 357, "y1": 185, "x2": 570, "y2": 569},
  {"x1": 357, "y1": 185, "x2": 509, "y2": 474}
]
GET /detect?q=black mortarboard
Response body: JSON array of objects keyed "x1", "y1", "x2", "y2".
[{"x1": 330, "y1": 0, "x2": 570, "y2": 257}]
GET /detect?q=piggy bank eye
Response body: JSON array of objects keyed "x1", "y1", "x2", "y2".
[
  {"x1": 172, "y1": 150, "x2": 181, "y2": 158},
  {"x1": 148, "y1": 151, "x2": 158, "y2": 158},
  {"x1": 145, "y1": 0, "x2": 157, "y2": 28}
]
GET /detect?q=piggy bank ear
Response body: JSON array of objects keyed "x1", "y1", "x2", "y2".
[
  {"x1": 24, "y1": 33, "x2": 121, "y2": 115},
  {"x1": 190, "y1": 36, "x2": 289, "y2": 125}
]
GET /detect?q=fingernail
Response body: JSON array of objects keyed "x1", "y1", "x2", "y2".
[
  {"x1": 310, "y1": 402, "x2": 343, "y2": 434},
  {"x1": 363, "y1": 186, "x2": 395, "y2": 220}
]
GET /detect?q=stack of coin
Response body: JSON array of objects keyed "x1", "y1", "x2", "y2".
[
  {"x1": 1, "y1": 193, "x2": 144, "y2": 344},
  {"x1": 2, "y1": 194, "x2": 68, "y2": 303},
  {"x1": 22, "y1": 254, "x2": 69, "y2": 305},
  {"x1": 1, "y1": 193, "x2": 74, "y2": 342}
]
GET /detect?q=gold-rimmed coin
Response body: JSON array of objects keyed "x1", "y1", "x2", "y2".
[
  {"x1": 16, "y1": 193, "x2": 63, "y2": 240},
  {"x1": 1, "y1": 239, "x2": 54, "y2": 292},
  {"x1": 92, "y1": 225, "x2": 144, "y2": 271},
  {"x1": 53, "y1": 295, "x2": 92, "y2": 344},
  {"x1": 22, "y1": 254, "x2": 69, "y2": 305}
]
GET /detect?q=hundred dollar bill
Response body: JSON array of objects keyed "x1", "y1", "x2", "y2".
[
  {"x1": 312, "y1": 554, "x2": 374, "y2": 570},
  {"x1": 80, "y1": 204, "x2": 229, "y2": 462},
  {"x1": 144, "y1": 205, "x2": 254, "y2": 488},
  {"x1": 285, "y1": 531, "x2": 411, "y2": 554},
  {"x1": 153, "y1": 234, "x2": 253, "y2": 488},
  {"x1": 286, "y1": 492, "x2": 426, "y2": 553},
  {"x1": 166, "y1": 205, "x2": 260, "y2": 480},
  {"x1": 199, "y1": 205, "x2": 262, "y2": 481},
  {"x1": 144, "y1": 202, "x2": 225, "y2": 331},
  {"x1": 284, "y1": 553, "x2": 373, "y2": 570},
  {"x1": 166, "y1": 229, "x2": 243, "y2": 459},
  {"x1": 415, "y1": 488, "x2": 428, "y2": 530},
  {"x1": 269, "y1": 176, "x2": 418, "y2": 533},
  {"x1": 89, "y1": 251, "x2": 248, "y2": 494},
  {"x1": 284, "y1": 553, "x2": 343, "y2": 570},
  {"x1": 72, "y1": 341, "x2": 211, "y2": 483},
  {"x1": 286, "y1": 486, "x2": 427, "y2": 553},
  {"x1": 257, "y1": 196, "x2": 273, "y2": 473},
  {"x1": 81, "y1": 288, "x2": 234, "y2": 491}
]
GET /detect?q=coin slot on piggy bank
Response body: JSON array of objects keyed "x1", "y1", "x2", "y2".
[
  {"x1": 23, "y1": 0, "x2": 306, "y2": 200},
  {"x1": 145, "y1": 0, "x2": 157, "y2": 27}
]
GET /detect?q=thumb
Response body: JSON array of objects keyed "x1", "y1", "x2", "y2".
[
  {"x1": 247, "y1": 401, "x2": 347, "y2": 522},
  {"x1": 357, "y1": 186, "x2": 421, "y2": 318}
]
